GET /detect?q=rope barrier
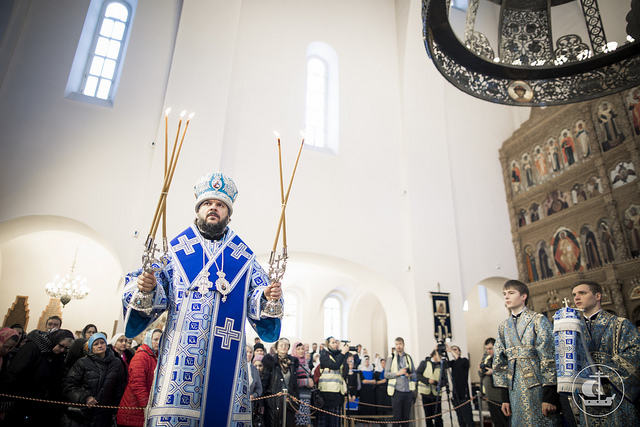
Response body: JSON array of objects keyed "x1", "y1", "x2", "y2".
[
  {"x1": 0, "y1": 393, "x2": 142, "y2": 411},
  {"x1": 0, "y1": 390, "x2": 476, "y2": 424},
  {"x1": 288, "y1": 392, "x2": 476, "y2": 424}
]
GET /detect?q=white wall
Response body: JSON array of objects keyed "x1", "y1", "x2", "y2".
[{"x1": 0, "y1": 0, "x2": 520, "y2": 362}]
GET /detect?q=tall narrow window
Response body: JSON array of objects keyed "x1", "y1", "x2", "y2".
[
  {"x1": 66, "y1": 0, "x2": 136, "y2": 106},
  {"x1": 305, "y1": 57, "x2": 328, "y2": 148},
  {"x1": 83, "y1": 2, "x2": 129, "y2": 99},
  {"x1": 304, "y1": 42, "x2": 339, "y2": 153},
  {"x1": 323, "y1": 296, "x2": 342, "y2": 339}
]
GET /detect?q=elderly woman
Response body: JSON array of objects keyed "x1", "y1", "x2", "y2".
[
  {"x1": 263, "y1": 337, "x2": 299, "y2": 426},
  {"x1": 117, "y1": 329, "x2": 162, "y2": 427},
  {"x1": 0, "y1": 328, "x2": 74, "y2": 426},
  {"x1": 291, "y1": 341, "x2": 314, "y2": 425},
  {"x1": 62, "y1": 333, "x2": 126, "y2": 427}
]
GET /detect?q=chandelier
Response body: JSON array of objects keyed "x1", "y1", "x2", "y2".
[
  {"x1": 45, "y1": 252, "x2": 90, "y2": 306},
  {"x1": 422, "y1": 0, "x2": 640, "y2": 106}
]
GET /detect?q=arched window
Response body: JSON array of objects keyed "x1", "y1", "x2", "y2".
[
  {"x1": 280, "y1": 292, "x2": 299, "y2": 339},
  {"x1": 66, "y1": 0, "x2": 136, "y2": 105},
  {"x1": 323, "y1": 296, "x2": 342, "y2": 339},
  {"x1": 305, "y1": 42, "x2": 339, "y2": 153}
]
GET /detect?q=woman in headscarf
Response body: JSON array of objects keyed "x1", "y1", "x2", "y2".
[
  {"x1": 62, "y1": 332, "x2": 126, "y2": 427},
  {"x1": 0, "y1": 328, "x2": 74, "y2": 426},
  {"x1": 109, "y1": 333, "x2": 134, "y2": 370},
  {"x1": 263, "y1": 337, "x2": 299, "y2": 426},
  {"x1": 252, "y1": 353, "x2": 267, "y2": 427},
  {"x1": 0, "y1": 328, "x2": 19, "y2": 376},
  {"x1": 291, "y1": 341, "x2": 314, "y2": 426},
  {"x1": 117, "y1": 328, "x2": 162, "y2": 427},
  {"x1": 357, "y1": 354, "x2": 377, "y2": 418}
]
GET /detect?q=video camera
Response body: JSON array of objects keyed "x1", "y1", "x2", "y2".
[
  {"x1": 340, "y1": 340, "x2": 358, "y2": 352},
  {"x1": 437, "y1": 339, "x2": 448, "y2": 358}
]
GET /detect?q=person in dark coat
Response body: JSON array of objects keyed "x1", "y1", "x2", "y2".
[
  {"x1": 117, "y1": 328, "x2": 162, "y2": 427},
  {"x1": 262, "y1": 337, "x2": 299, "y2": 427},
  {"x1": 61, "y1": 333, "x2": 126, "y2": 427},
  {"x1": 0, "y1": 328, "x2": 74, "y2": 426},
  {"x1": 374, "y1": 358, "x2": 392, "y2": 417}
]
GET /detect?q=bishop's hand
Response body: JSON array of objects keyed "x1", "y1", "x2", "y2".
[
  {"x1": 264, "y1": 281, "x2": 282, "y2": 300},
  {"x1": 137, "y1": 271, "x2": 157, "y2": 293}
]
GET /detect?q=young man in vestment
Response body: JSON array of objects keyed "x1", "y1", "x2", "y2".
[
  {"x1": 571, "y1": 280, "x2": 640, "y2": 426},
  {"x1": 492, "y1": 279, "x2": 562, "y2": 426},
  {"x1": 122, "y1": 171, "x2": 282, "y2": 427}
]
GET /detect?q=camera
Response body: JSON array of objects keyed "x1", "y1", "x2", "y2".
[
  {"x1": 479, "y1": 362, "x2": 489, "y2": 373},
  {"x1": 341, "y1": 340, "x2": 358, "y2": 352},
  {"x1": 437, "y1": 340, "x2": 447, "y2": 358}
]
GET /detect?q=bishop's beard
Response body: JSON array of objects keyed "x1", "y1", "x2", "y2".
[{"x1": 195, "y1": 216, "x2": 229, "y2": 241}]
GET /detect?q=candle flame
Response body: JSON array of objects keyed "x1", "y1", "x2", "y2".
[
  {"x1": 188, "y1": 112, "x2": 195, "y2": 120},
  {"x1": 180, "y1": 110, "x2": 187, "y2": 118},
  {"x1": 165, "y1": 107, "x2": 171, "y2": 116},
  {"x1": 299, "y1": 130, "x2": 305, "y2": 138}
]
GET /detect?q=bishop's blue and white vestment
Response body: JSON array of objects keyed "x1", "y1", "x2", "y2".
[{"x1": 122, "y1": 224, "x2": 281, "y2": 427}]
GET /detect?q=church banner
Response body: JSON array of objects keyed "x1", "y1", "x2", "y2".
[{"x1": 431, "y1": 292, "x2": 452, "y2": 341}]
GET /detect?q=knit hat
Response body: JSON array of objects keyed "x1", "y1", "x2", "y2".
[
  {"x1": 194, "y1": 172, "x2": 238, "y2": 214},
  {"x1": 88, "y1": 332, "x2": 107, "y2": 353}
]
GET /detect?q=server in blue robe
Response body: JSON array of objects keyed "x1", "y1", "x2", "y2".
[
  {"x1": 571, "y1": 280, "x2": 640, "y2": 426},
  {"x1": 122, "y1": 171, "x2": 282, "y2": 427},
  {"x1": 492, "y1": 280, "x2": 562, "y2": 426}
]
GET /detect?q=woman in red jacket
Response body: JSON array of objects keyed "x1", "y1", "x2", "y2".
[{"x1": 116, "y1": 328, "x2": 162, "y2": 427}]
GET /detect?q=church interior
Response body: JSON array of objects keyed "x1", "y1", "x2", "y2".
[{"x1": 1, "y1": 0, "x2": 639, "y2": 388}]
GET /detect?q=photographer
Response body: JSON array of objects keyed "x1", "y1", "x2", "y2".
[
  {"x1": 318, "y1": 336, "x2": 349, "y2": 427},
  {"x1": 446, "y1": 344, "x2": 474, "y2": 427},
  {"x1": 385, "y1": 337, "x2": 417, "y2": 427},
  {"x1": 417, "y1": 349, "x2": 443, "y2": 427},
  {"x1": 479, "y1": 338, "x2": 508, "y2": 427}
]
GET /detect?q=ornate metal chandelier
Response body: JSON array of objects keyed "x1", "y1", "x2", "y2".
[
  {"x1": 45, "y1": 252, "x2": 90, "y2": 306},
  {"x1": 422, "y1": 0, "x2": 640, "y2": 106}
]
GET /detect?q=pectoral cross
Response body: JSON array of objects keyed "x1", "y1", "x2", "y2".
[{"x1": 195, "y1": 271, "x2": 213, "y2": 294}]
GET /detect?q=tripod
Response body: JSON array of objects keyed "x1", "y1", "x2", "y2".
[{"x1": 435, "y1": 341, "x2": 455, "y2": 427}]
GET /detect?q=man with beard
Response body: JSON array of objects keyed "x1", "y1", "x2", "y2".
[{"x1": 122, "y1": 171, "x2": 282, "y2": 427}]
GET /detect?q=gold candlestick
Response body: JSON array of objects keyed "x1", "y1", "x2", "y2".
[
  {"x1": 262, "y1": 134, "x2": 305, "y2": 319},
  {"x1": 130, "y1": 109, "x2": 194, "y2": 315}
]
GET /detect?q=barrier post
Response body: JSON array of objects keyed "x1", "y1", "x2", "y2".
[{"x1": 282, "y1": 389, "x2": 288, "y2": 427}]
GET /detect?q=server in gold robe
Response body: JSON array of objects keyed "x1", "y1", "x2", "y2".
[
  {"x1": 571, "y1": 280, "x2": 640, "y2": 426},
  {"x1": 493, "y1": 280, "x2": 562, "y2": 426}
]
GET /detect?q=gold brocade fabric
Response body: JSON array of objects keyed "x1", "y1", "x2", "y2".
[
  {"x1": 493, "y1": 308, "x2": 562, "y2": 426},
  {"x1": 577, "y1": 310, "x2": 640, "y2": 426}
]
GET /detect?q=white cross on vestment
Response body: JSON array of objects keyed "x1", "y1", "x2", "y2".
[
  {"x1": 228, "y1": 241, "x2": 250, "y2": 260},
  {"x1": 214, "y1": 317, "x2": 241, "y2": 350},
  {"x1": 173, "y1": 235, "x2": 201, "y2": 255}
]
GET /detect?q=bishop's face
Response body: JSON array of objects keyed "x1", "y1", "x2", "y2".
[{"x1": 196, "y1": 199, "x2": 230, "y2": 237}]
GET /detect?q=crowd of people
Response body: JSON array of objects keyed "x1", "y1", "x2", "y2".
[
  {"x1": 0, "y1": 318, "x2": 162, "y2": 427},
  {"x1": 1, "y1": 277, "x2": 639, "y2": 426}
]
